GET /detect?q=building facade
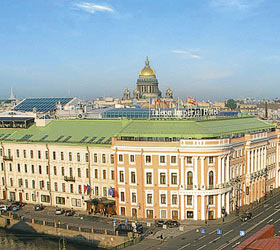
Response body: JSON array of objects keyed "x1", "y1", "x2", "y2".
[{"x1": 0, "y1": 117, "x2": 279, "y2": 220}]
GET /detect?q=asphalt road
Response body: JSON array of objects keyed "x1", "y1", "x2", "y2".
[{"x1": 147, "y1": 193, "x2": 280, "y2": 250}]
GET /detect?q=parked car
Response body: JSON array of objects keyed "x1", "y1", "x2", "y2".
[
  {"x1": 0, "y1": 205, "x2": 8, "y2": 211},
  {"x1": 164, "y1": 220, "x2": 180, "y2": 228},
  {"x1": 34, "y1": 204, "x2": 44, "y2": 211},
  {"x1": 55, "y1": 208, "x2": 64, "y2": 215},
  {"x1": 65, "y1": 210, "x2": 75, "y2": 216},
  {"x1": 155, "y1": 220, "x2": 166, "y2": 227},
  {"x1": 12, "y1": 206, "x2": 19, "y2": 211},
  {"x1": 240, "y1": 212, "x2": 252, "y2": 222},
  {"x1": 115, "y1": 223, "x2": 143, "y2": 235},
  {"x1": 11, "y1": 202, "x2": 24, "y2": 208}
]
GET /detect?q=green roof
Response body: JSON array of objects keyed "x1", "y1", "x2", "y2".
[{"x1": 0, "y1": 117, "x2": 275, "y2": 145}]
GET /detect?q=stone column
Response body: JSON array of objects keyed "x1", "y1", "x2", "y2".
[
  {"x1": 221, "y1": 157, "x2": 225, "y2": 184},
  {"x1": 218, "y1": 194, "x2": 221, "y2": 218},
  {"x1": 180, "y1": 194, "x2": 185, "y2": 220},
  {"x1": 251, "y1": 150, "x2": 254, "y2": 173},
  {"x1": 194, "y1": 157, "x2": 198, "y2": 189},
  {"x1": 226, "y1": 155, "x2": 230, "y2": 183},
  {"x1": 258, "y1": 148, "x2": 261, "y2": 172},
  {"x1": 226, "y1": 192, "x2": 230, "y2": 214},
  {"x1": 247, "y1": 150, "x2": 251, "y2": 174},
  {"x1": 222, "y1": 193, "x2": 225, "y2": 210},
  {"x1": 201, "y1": 157, "x2": 205, "y2": 189},
  {"x1": 201, "y1": 195, "x2": 205, "y2": 220},
  {"x1": 194, "y1": 195, "x2": 198, "y2": 220},
  {"x1": 180, "y1": 157, "x2": 184, "y2": 187},
  {"x1": 254, "y1": 149, "x2": 257, "y2": 173},
  {"x1": 218, "y1": 156, "x2": 222, "y2": 186}
]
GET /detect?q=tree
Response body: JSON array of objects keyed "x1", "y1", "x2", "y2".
[{"x1": 225, "y1": 99, "x2": 237, "y2": 110}]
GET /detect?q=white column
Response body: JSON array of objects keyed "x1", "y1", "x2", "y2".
[
  {"x1": 254, "y1": 149, "x2": 257, "y2": 172},
  {"x1": 201, "y1": 195, "x2": 205, "y2": 220},
  {"x1": 226, "y1": 155, "x2": 230, "y2": 183},
  {"x1": 180, "y1": 194, "x2": 185, "y2": 220},
  {"x1": 258, "y1": 148, "x2": 261, "y2": 172},
  {"x1": 221, "y1": 157, "x2": 225, "y2": 184},
  {"x1": 222, "y1": 193, "x2": 225, "y2": 209},
  {"x1": 194, "y1": 195, "x2": 198, "y2": 220},
  {"x1": 247, "y1": 149, "x2": 251, "y2": 174},
  {"x1": 201, "y1": 157, "x2": 205, "y2": 189},
  {"x1": 218, "y1": 194, "x2": 221, "y2": 218},
  {"x1": 251, "y1": 150, "x2": 254, "y2": 173},
  {"x1": 218, "y1": 156, "x2": 221, "y2": 186},
  {"x1": 264, "y1": 147, "x2": 267, "y2": 169},
  {"x1": 180, "y1": 157, "x2": 184, "y2": 186},
  {"x1": 194, "y1": 157, "x2": 198, "y2": 189},
  {"x1": 260, "y1": 148, "x2": 264, "y2": 170},
  {"x1": 226, "y1": 192, "x2": 230, "y2": 214}
]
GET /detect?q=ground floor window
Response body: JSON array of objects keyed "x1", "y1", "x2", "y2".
[
  {"x1": 186, "y1": 211, "x2": 194, "y2": 219},
  {"x1": 71, "y1": 198, "x2": 81, "y2": 207},
  {"x1": 120, "y1": 206, "x2": 126, "y2": 216},
  {"x1": 146, "y1": 209, "x2": 153, "y2": 219},
  {"x1": 132, "y1": 208, "x2": 137, "y2": 217},
  {"x1": 41, "y1": 195, "x2": 50, "y2": 203},
  {"x1": 25, "y1": 193, "x2": 29, "y2": 201},
  {"x1": 160, "y1": 209, "x2": 167, "y2": 219},
  {"x1": 10, "y1": 192, "x2": 15, "y2": 201},
  {"x1": 172, "y1": 210, "x2": 179, "y2": 220},
  {"x1": 208, "y1": 195, "x2": 214, "y2": 205},
  {"x1": 32, "y1": 194, "x2": 36, "y2": 201},
  {"x1": 56, "y1": 196, "x2": 65, "y2": 205}
]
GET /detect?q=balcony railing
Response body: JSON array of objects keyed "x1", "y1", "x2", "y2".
[
  {"x1": 3, "y1": 156, "x2": 13, "y2": 161},
  {"x1": 64, "y1": 176, "x2": 75, "y2": 182}
]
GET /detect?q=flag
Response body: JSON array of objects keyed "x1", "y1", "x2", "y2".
[
  {"x1": 83, "y1": 185, "x2": 87, "y2": 194},
  {"x1": 187, "y1": 97, "x2": 197, "y2": 105},
  {"x1": 86, "y1": 185, "x2": 91, "y2": 195},
  {"x1": 156, "y1": 99, "x2": 161, "y2": 108},
  {"x1": 149, "y1": 97, "x2": 153, "y2": 105},
  {"x1": 164, "y1": 100, "x2": 168, "y2": 107}
]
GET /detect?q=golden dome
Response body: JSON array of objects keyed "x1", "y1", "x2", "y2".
[{"x1": 139, "y1": 57, "x2": 155, "y2": 76}]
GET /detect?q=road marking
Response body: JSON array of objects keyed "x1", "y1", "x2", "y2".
[
  {"x1": 196, "y1": 244, "x2": 207, "y2": 250},
  {"x1": 199, "y1": 235, "x2": 206, "y2": 240},
  {"x1": 267, "y1": 219, "x2": 273, "y2": 223},
  {"x1": 274, "y1": 218, "x2": 280, "y2": 224},
  {"x1": 210, "y1": 237, "x2": 220, "y2": 243},
  {"x1": 209, "y1": 230, "x2": 216, "y2": 235},
  {"x1": 232, "y1": 241, "x2": 240, "y2": 248},
  {"x1": 265, "y1": 207, "x2": 272, "y2": 211},
  {"x1": 223, "y1": 229, "x2": 233, "y2": 236},
  {"x1": 254, "y1": 211, "x2": 264, "y2": 219},
  {"x1": 274, "y1": 201, "x2": 280, "y2": 206},
  {"x1": 178, "y1": 243, "x2": 190, "y2": 250}
]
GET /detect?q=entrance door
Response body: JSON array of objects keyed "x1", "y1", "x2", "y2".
[
  {"x1": 208, "y1": 210, "x2": 214, "y2": 220},
  {"x1": 87, "y1": 202, "x2": 91, "y2": 212},
  {"x1": 19, "y1": 192, "x2": 23, "y2": 202},
  {"x1": 146, "y1": 209, "x2": 153, "y2": 219},
  {"x1": 132, "y1": 208, "x2": 137, "y2": 217},
  {"x1": 172, "y1": 210, "x2": 179, "y2": 220},
  {"x1": 3, "y1": 191, "x2": 7, "y2": 200}
]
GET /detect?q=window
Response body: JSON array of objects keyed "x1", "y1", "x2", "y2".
[
  {"x1": 71, "y1": 198, "x2": 81, "y2": 207},
  {"x1": 103, "y1": 170, "x2": 106, "y2": 179},
  {"x1": 9, "y1": 163, "x2": 12, "y2": 172},
  {"x1": 130, "y1": 154, "x2": 135, "y2": 163},
  {"x1": 209, "y1": 156, "x2": 214, "y2": 164},
  {"x1": 1, "y1": 163, "x2": 3, "y2": 171},
  {"x1": 38, "y1": 165, "x2": 42, "y2": 174},
  {"x1": 187, "y1": 195, "x2": 192, "y2": 206},
  {"x1": 41, "y1": 195, "x2": 50, "y2": 203},
  {"x1": 56, "y1": 197, "x2": 65, "y2": 205},
  {"x1": 103, "y1": 187, "x2": 107, "y2": 197},
  {"x1": 61, "y1": 152, "x2": 64, "y2": 161},
  {"x1": 130, "y1": 171, "x2": 136, "y2": 184},
  {"x1": 147, "y1": 193, "x2": 153, "y2": 204},
  {"x1": 94, "y1": 169, "x2": 98, "y2": 179},
  {"x1": 54, "y1": 182, "x2": 58, "y2": 191},
  {"x1": 45, "y1": 151, "x2": 48, "y2": 159},
  {"x1": 30, "y1": 150, "x2": 34, "y2": 159},
  {"x1": 161, "y1": 209, "x2": 167, "y2": 219},
  {"x1": 32, "y1": 194, "x2": 36, "y2": 202},
  {"x1": 145, "y1": 155, "x2": 151, "y2": 164},
  {"x1": 120, "y1": 191, "x2": 125, "y2": 201},
  {"x1": 31, "y1": 165, "x2": 34, "y2": 174},
  {"x1": 160, "y1": 194, "x2": 166, "y2": 205},
  {"x1": 171, "y1": 173, "x2": 178, "y2": 185},
  {"x1": 77, "y1": 153, "x2": 80, "y2": 162},
  {"x1": 53, "y1": 151, "x2": 56, "y2": 160},
  {"x1": 69, "y1": 167, "x2": 73, "y2": 177},
  {"x1": 61, "y1": 167, "x2": 64, "y2": 176},
  {"x1": 24, "y1": 164, "x2": 27, "y2": 173},
  {"x1": 2, "y1": 177, "x2": 4, "y2": 185},
  {"x1": 160, "y1": 173, "x2": 166, "y2": 185},
  {"x1": 39, "y1": 180, "x2": 44, "y2": 189},
  {"x1": 171, "y1": 156, "x2": 177, "y2": 164},
  {"x1": 23, "y1": 150, "x2": 26, "y2": 158},
  {"x1": 78, "y1": 185, "x2": 82, "y2": 194},
  {"x1": 95, "y1": 186, "x2": 99, "y2": 196},
  {"x1": 146, "y1": 172, "x2": 152, "y2": 185},
  {"x1": 47, "y1": 181, "x2": 50, "y2": 190},
  {"x1": 111, "y1": 170, "x2": 115, "y2": 180},
  {"x1": 209, "y1": 195, "x2": 214, "y2": 205},
  {"x1": 187, "y1": 171, "x2": 193, "y2": 188},
  {"x1": 16, "y1": 149, "x2": 19, "y2": 158},
  {"x1": 32, "y1": 180, "x2": 35, "y2": 189},
  {"x1": 54, "y1": 166, "x2": 57, "y2": 175},
  {"x1": 110, "y1": 154, "x2": 114, "y2": 164},
  {"x1": 62, "y1": 183, "x2": 65, "y2": 192},
  {"x1": 25, "y1": 193, "x2": 29, "y2": 201},
  {"x1": 187, "y1": 211, "x2": 194, "y2": 218},
  {"x1": 69, "y1": 152, "x2": 72, "y2": 161},
  {"x1": 172, "y1": 194, "x2": 178, "y2": 205},
  {"x1": 102, "y1": 154, "x2": 106, "y2": 163},
  {"x1": 85, "y1": 153, "x2": 89, "y2": 162},
  {"x1": 118, "y1": 154, "x2": 123, "y2": 162},
  {"x1": 8, "y1": 149, "x2": 11, "y2": 157},
  {"x1": 186, "y1": 156, "x2": 192, "y2": 164},
  {"x1": 209, "y1": 171, "x2": 214, "y2": 188},
  {"x1": 25, "y1": 179, "x2": 28, "y2": 188},
  {"x1": 78, "y1": 168, "x2": 81, "y2": 178},
  {"x1": 131, "y1": 192, "x2": 137, "y2": 203},
  {"x1": 86, "y1": 168, "x2": 89, "y2": 178},
  {"x1": 119, "y1": 170, "x2": 124, "y2": 183},
  {"x1": 0, "y1": 148, "x2": 2, "y2": 156},
  {"x1": 10, "y1": 178, "x2": 13, "y2": 186},
  {"x1": 17, "y1": 164, "x2": 20, "y2": 172},
  {"x1": 94, "y1": 153, "x2": 98, "y2": 163},
  {"x1": 160, "y1": 155, "x2": 166, "y2": 164},
  {"x1": 46, "y1": 165, "x2": 49, "y2": 175},
  {"x1": 18, "y1": 178, "x2": 23, "y2": 187},
  {"x1": 70, "y1": 184, "x2": 73, "y2": 193},
  {"x1": 38, "y1": 151, "x2": 41, "y2": 159}
]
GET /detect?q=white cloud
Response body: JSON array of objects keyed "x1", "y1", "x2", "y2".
[
  {"x1": 74, "y1": 2, "x2": 113, "y2": 14},
  {"x1": 171, "y1": 50, "x2": 201, "y2": 59}
]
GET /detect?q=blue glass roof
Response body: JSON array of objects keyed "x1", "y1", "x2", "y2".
[{"x1": 14, "y1": 98, "x2": 73, "y2": 112}]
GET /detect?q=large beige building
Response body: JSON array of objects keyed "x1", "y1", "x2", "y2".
[{"x1": 0, "y1": 116, "x2": 279, "y2": 220}]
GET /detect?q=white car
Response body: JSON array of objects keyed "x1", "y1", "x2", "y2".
[{"x1": 0, "y1": 205, "x2": 8, "y2": 211}]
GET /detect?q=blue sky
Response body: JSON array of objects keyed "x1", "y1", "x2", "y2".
[{"x1": 0, "y1": 0, "x2": 280, "y2": 101}]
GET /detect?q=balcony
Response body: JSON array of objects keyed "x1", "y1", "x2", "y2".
[
  {"x1": 179, "y1": 184, "x2": 232, "y2": 196},
  {"x1": 3, "y1": 156, "x2": 13, "y2": 161},
  {"x1": 64, "y1": 176, "x2": 75, "y2": 182}
]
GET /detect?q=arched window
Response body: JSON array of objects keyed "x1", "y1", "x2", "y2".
[
  {"x1": 187, "y1": 171, "x2": 193, "y2": 189},
  {"x1": 209, "y1": 171, "x2": 214, "y2": 188}
]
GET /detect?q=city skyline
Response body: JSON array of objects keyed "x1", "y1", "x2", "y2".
[{"x1": 1, "y1": 0, "x2": 280, "y2": 100}]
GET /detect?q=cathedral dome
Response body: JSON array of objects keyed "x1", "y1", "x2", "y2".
[{"x1": 139, "y1": 57, "x2": 155, "y2": 76}]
